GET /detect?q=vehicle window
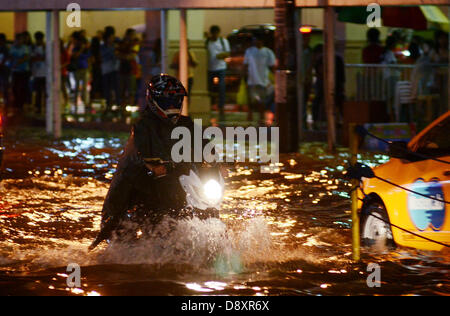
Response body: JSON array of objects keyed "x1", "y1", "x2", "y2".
[{"x1": 415, "y1": 116, "x2": 450, "y2": 158}]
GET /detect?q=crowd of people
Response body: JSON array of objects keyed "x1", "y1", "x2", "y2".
[
  {"x1": 362, "y1": 28, "x2": 449, "y2": 66},
  {"x1": 0, "y1": 26, "x2": 164, "y2": 120},
  {"x1": 0, "y1": 23, "x2": 278, "y2": 125},
  {"x1": 361, "y1": 28, "x2": 449, "y2": 122},
  {"x1": 0, "y1": 23, "x2": 447, "y2": 126}
]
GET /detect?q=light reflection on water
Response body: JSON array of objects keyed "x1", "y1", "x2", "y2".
[{"x1": 0, "y1": 135, "x2": 448, "y2": 295}]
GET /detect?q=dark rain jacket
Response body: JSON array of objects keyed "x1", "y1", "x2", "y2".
[{"x1": 101, "y1": 110, "x2": 196, "y2": 224}]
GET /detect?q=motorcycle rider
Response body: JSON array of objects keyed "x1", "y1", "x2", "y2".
[{"x1": 90, "y1": 74, "x2": 198, "y2": 250}]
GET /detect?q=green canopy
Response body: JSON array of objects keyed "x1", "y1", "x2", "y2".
[{"x1": 337, "y1": 6, "x2": 372, "y2": 25}]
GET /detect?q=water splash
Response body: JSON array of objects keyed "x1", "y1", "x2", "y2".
[{"x1": 94, "y1": 216, "x2": 281, "y2": 275}]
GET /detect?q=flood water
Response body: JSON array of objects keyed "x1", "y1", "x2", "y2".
[{"x1": 0, "y1": 127, "x2": 449, "y2": 296}]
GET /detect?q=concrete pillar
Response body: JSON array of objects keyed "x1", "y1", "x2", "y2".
[
  {"x1": 145, "y1": 10, "x2": 161, "y2": 43},
  {"x1": 161, "y1": 9, "x2": 168, "y2": 74},
  {"x1": 167, "y1": 10, "x2": 209, "y2": 121},
  {"x1": 45, "y1": 12, "x2": 53, "y2": 134},
  {"x1": 274, "y1": 0, "x2": 299, "y2": 153},
  {"x1": 324, "y1": 6, "x2": 337, "y2": 151},
  {"x1": 179, "y1": 9, "x2": 189, "y2": 115},
  {"x1": 295, "y1": 8, "x2": 304, "y2": 141},
  {"x1": 14, "y1": 12, "x2": 27, "y2": 34},
  {"x1": 45, "y1": 10, "x2": 61, "y2": 138},
  {"x1": 141, "y1": 10, "x2": 161, "y2": 104},
  {"x1": 52, "y1": 10, "x2": 61, "y2": 138},
  {"x1": 143, "y1": 10, "x2": 161, "y2": 77}
]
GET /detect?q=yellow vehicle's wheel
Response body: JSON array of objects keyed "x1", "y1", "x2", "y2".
[{"x1": 361, "y1": 203, "x2": 395, "y2": 249}]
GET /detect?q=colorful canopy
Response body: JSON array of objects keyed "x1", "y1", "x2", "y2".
[{"x1": 337, "y1": 6, "x2": 449, "y2": 31}]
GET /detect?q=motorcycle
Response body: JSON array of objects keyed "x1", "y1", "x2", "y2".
[{"x1": 89, "y1": 162, "x2": 225, "y2": 250}]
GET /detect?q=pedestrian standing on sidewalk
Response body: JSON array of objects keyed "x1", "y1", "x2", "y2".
[
  {"x1": 118, "y1": 28, "x2": 138, "y2": 110},
  {"x1": 206, "y1": 25, "x2": 230, "y2": 121},
  {"x1": 71, "y1": 31, "x2": 90, "y2": 112},
  {"x1": 101, "y1": 32, "x2": 121, "y2": 115},
  {"x1": 60, "y1": 39, "x2": 70, "y2": 112},
  {"x1": 31, "y1": 31, "x2": 46, "y2": 115},
  {"x1": 22, "y1": 31, "x2": 33, "y2": 108},
  {"x1": 10, "y1": 33, "x2": 30, "y2": 116},
  {"x1": 243, "y1": 35, "x2": 276, "y2": 123}
]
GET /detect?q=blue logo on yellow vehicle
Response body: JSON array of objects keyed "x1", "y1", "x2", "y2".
[{"x1": 407, "y1": 179, "x2": 446, "y2": 231}]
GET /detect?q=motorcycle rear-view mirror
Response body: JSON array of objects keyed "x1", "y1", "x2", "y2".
[{"x1": 387, "y1": 141, "x2": 411, "y2": 160}]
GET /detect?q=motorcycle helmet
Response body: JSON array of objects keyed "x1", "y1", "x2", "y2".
[{"x1": 146, "y1": 74, "x2": 187, "y2": 123}]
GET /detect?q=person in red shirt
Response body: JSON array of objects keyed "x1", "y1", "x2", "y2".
[{"x1": 362, "y1": 28, "x2": 384, "y2": 64}]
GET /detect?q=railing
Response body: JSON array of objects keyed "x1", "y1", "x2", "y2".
[{"x1": 345, "y1": 63, "x2": 449, "y2": 103}]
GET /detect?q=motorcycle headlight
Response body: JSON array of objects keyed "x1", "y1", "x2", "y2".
[{"x1": 203, "y1": 179, "x2": 222, "y2": 202}]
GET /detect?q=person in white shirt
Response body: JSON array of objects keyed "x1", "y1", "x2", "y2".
[
  {"x1": 207, "y1": 25, "x2": 230, "y2": 120},
  {"x1": 243, "y1": 35, "x2": 276, "y2": 122}
]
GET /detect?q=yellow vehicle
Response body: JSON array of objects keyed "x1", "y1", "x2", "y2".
[{"x1": 359, "y1": 111, "x2": 450, "y2": 251}]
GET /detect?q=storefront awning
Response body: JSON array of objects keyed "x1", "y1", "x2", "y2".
[{"x1": 338, "y1": 5, "x2": 449, "y2": 31}]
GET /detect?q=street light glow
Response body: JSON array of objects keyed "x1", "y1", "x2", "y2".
[{"x1": 299, "y1": 26, "x2": 312, "y2": 33}]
